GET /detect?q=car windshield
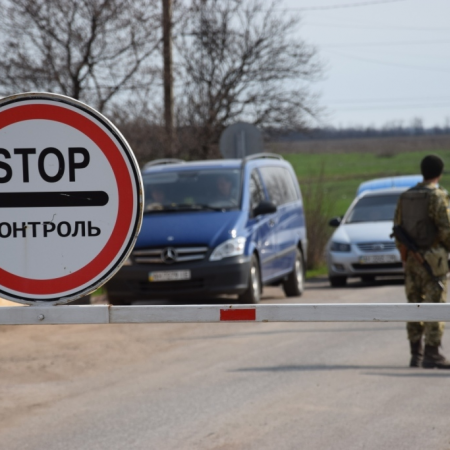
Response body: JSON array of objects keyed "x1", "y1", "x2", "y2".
[
  {"x1": 142, "y1": 168, "x2": 241, "y2": 213},
  {"x1": 345, "y1": 193, "x2": 400, "y2": 223}
]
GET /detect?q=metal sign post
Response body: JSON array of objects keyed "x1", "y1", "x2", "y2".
[
  {"x1": 0, "y1": 93, "x2": 143, "y2": 305},
  {"x1": 219, "y1": 122, "x2": 263, "y2": 158}
]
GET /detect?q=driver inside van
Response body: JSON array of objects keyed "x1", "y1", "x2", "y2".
[
  {"x1": 146, "y1": 185, "x2": 167, "y2": 210},
  {"x1": 215, "y1": 174, "x2": 237, "y2": 204}
]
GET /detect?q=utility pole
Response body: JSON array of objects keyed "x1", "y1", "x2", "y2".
[{"x1": 162, "y1": 0, "x2": 174, "y2": 155}]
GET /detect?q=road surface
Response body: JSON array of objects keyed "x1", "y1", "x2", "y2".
[{"x1": 1, "y1": 277, "x2": 450, "y2": 450}]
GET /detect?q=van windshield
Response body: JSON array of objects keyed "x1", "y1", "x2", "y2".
[
  {"x1": 345, "y1": 193, "x2": 400, "y2": 223},
  {"x1": 142, "y1": 169, "x2": 241, "y2": 213}
]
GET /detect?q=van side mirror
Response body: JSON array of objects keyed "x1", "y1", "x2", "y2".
[
  {"x1": 253, "y1": 201, "x2": 277, "y2": 217},
  {"x1": 329, "y1": 217, "x2": 342, "y2": 227}
]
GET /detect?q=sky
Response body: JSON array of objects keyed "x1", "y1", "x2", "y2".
[{"x1": 281, "y1": 0, "x2": 450, "y2": 129}]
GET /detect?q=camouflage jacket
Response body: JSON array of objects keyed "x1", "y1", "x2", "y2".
[{"x1": 394, "y1": 182, "x2": 450, "y2": 252}]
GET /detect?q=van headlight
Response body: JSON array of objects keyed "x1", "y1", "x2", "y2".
[
  {"x1": 330, "y1": 241, "x2": 351, "y2": 252},
  {"x1": 210, "y1": 237, "x2": 246, "y2": 261}
]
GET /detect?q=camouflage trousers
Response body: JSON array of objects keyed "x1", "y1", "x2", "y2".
[{"x1": 404, "y1": 254, "x2": 447, "y2": 346}]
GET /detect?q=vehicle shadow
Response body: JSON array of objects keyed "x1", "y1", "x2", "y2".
[
  {"x1": 346, "y1": 277, "x2": 404, "y2": 289},
  {"x1": 305, "y1": 276, "x2": 404, "y2": 290},
  {"x1": 109, "y1": 277, "x2": 405, "y2": 305},
  {"x1": 232, "y1": 364, "x2": 450, "y2": 376}
]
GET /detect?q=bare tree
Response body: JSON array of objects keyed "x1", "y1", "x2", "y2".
[
  {"x1": 0, "y1": 0, "x2": 161, "y2": 112},
  {"x1": 110, "y1": 99, "x2": 170, "y2": 165},
  {"x1": 174, "y1": 0, "x2": 322, "y2": 158}
]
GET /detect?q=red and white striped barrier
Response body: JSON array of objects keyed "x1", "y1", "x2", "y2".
[{"x1": 2, "y1": 303, "x2": 450, "y2": 325}]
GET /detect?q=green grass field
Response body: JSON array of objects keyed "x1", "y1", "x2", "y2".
[{"x1": 282, "y1": 149, "x2": 450, "y2": 217}]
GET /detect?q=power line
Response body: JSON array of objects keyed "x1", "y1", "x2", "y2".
[
  {"x1": 305, "y1": 21, "x2": 450, "y2": 32},
  {"x1": 334, "y1": 102, "x2": 450, "y2": 111},
  {"x1": 323, "y1": 49, "x2": 450, "y2": 73},
  {"x1": 328, "y1": 96, "x2": 450, "y2": 105},
  {"x1": 322, "y1": 39, "x2": 450, "y2": 48},
  {"x1": 278, "y1": 0, "x2": 407, "y2": 12}
]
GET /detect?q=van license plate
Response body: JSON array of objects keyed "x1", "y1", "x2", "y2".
[
  {"x1": 149, "y1": 270, "x2": 191, "y2": 282},
  {"x1": 359, "y1": 255, "x2": 397, "y2": 264}
]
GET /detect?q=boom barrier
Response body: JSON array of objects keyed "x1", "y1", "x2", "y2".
[{"x1": 2, "y1": 303, "x2": 450, "y2": 325}]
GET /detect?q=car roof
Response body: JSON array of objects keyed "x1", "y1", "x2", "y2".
[
  {"x1": 359, "y1": 186, "x2": 409, "y2": 197},
  {"x1": 356, "y1": 175, "x2": 422, "y2": 196},
  {"x1": 357, "y1": 187, "x2": 409, "y2": 198},
  {"x1": 142, "y1": 159, "x2": 241, "y2": 174},
  {"x1": 141, "y1": 157, "x2": 291, "y2": 174}
]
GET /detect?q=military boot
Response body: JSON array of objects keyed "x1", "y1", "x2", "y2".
[
  {"x1": 422, "y1": 343, "x2": 450, "y2": 369},
  {"x1": 409, "y1": 339, "x2": 423, "y2": 367}
]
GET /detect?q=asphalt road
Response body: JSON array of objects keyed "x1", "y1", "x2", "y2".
[{"x1": 1, "y1": 277, "x2": 450, "y2": 450}]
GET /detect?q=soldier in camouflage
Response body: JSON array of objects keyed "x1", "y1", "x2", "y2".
[{"x1": 394, "y1": 155, "x2": 450, "y2": 369}]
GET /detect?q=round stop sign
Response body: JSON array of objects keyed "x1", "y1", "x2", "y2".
[{"x1": 0, "y1": 93, "x2": 143, "y2": 305}]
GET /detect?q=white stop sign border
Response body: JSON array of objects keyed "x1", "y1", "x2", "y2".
[{"x1": 0, "y1": 92, "x2": 143, "y2": 305}]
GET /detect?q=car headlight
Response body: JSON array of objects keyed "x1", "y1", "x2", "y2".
[
  {"x1": 210, "y1": 237, "x2": 246, "y2": 261},
  {"x1": 330, "y1": 241, "x2": 351, "y2": 252}
]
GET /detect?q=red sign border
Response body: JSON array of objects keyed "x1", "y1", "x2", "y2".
[{"x1": 0, "y1": 99, "x2": 140, "y2": 299}]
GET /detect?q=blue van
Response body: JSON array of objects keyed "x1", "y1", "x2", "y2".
[{"x1": 105, "y1": 154, "x2": 307, "y2": 304}]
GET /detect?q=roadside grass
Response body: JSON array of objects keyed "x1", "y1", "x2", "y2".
[
  {"x1": 281, "y1": 148, "x2": 450, "y2": 270},
  {"x1": 306, "y1": 264, "x2": 328, "y2": 279},
  {"x1": 282, "y1": 149, "x2": 450, "y2": 217}
]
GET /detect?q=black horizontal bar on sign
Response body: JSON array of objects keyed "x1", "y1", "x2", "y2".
[{"x1": 0, "y1": 191, "x2": 109, "y2": 208}]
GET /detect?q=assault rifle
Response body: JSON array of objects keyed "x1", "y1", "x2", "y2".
[{"x1": 391, "y1": 224, "x2": 444, "y2": 291}]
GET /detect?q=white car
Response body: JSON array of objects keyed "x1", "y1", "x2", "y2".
[{"x1": 326, "y1": 187, "x2": 407, "y2": 287}]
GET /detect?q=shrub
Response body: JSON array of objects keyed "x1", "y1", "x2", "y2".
[{"x1": 300, "y1": 164, "x2": 335, "y2": 270}]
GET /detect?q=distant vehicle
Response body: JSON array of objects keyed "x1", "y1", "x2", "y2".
[
  {"x1": 326, "y1": 187, "x2": 408, "y2": 287},
  {"x1": 356, "y1": 175, "x2": 422, "y2": 196},
  {"x1": 105, "y1": 154, "x2": 307, "y2": 304}
]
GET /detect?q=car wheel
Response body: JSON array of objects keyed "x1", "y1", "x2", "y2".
[
  {"x1": 282, "y1": 249, "x2": 305, "y2": 297},
  {"x1": 329, "y1": 276, "x2": 347, "y2": 287},
  {"x1": 239, "y1": 254, "x2": 261, "y2": 304}
]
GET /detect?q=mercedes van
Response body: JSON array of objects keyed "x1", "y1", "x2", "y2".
[{"x1": 105, "y1": 154, "x2": 307, "y2": 304}]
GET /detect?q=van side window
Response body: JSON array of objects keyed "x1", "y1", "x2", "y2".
[
  {"x1": 249, "y1": 170, "x2": 265, "y2": 213},
  {"x1": 282, "y1": 168, "x2": 300, "y2": 202},
  {"x1": 259, "y1": 166, "x2": 297, "y2": 206}
]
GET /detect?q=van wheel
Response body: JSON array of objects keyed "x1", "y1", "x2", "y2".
[
  {"x1": 282, "y1": 249, "x2": 305, "y2": 297},
  {"x1": 239, "y1": 255, "x2": 261, "y2": 304},
  {"x1": 329, "y1": 276, "x2": 347, "y2": 287}
]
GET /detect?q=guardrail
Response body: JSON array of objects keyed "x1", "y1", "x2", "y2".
[{"x1": 1, "y1": 303, "x2": 450, "y2": 325}]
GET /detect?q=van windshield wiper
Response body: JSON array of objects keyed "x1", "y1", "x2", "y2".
[
  {"x1": 144, "y1": 203, "x2": 225, "y2": 213},
  {"x1": 171, "y1": 203, "x2": 225, "y2": 211}
]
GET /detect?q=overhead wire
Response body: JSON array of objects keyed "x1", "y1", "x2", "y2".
[
  {"x1": 276, "y1": 0, "x2": 407, "y2": 11},
  {"x1": 261, "y1": 0, "x2": 448, "y2": 120},
  {"x1": 333, "y1": 102, "x2": 450, "y2": 111},
  {"x1": 321, "y1": 39, "x2": 450, "y2": 48},
  {"x1": 328, "y1": 96, "x2": 450, "y2": 105},
  {"x1": 322, "y1": 49, "x2": 450, "y2": 73},
  {"x1": 304, "y1": 21, "x2": 450, "y2": 31}
]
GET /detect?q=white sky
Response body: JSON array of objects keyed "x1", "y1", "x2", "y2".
[{"x1": 281, "y1": 0, "x2": 450, "y2": 128}]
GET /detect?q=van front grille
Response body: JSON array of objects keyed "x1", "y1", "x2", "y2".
[{"x1": 132, "y1": 246, "x2": 209, "y2": 264}]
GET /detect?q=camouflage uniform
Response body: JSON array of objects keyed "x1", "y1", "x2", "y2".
[{"x1": 394, "y1": 182, "x2": 450, "y2": 346}]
